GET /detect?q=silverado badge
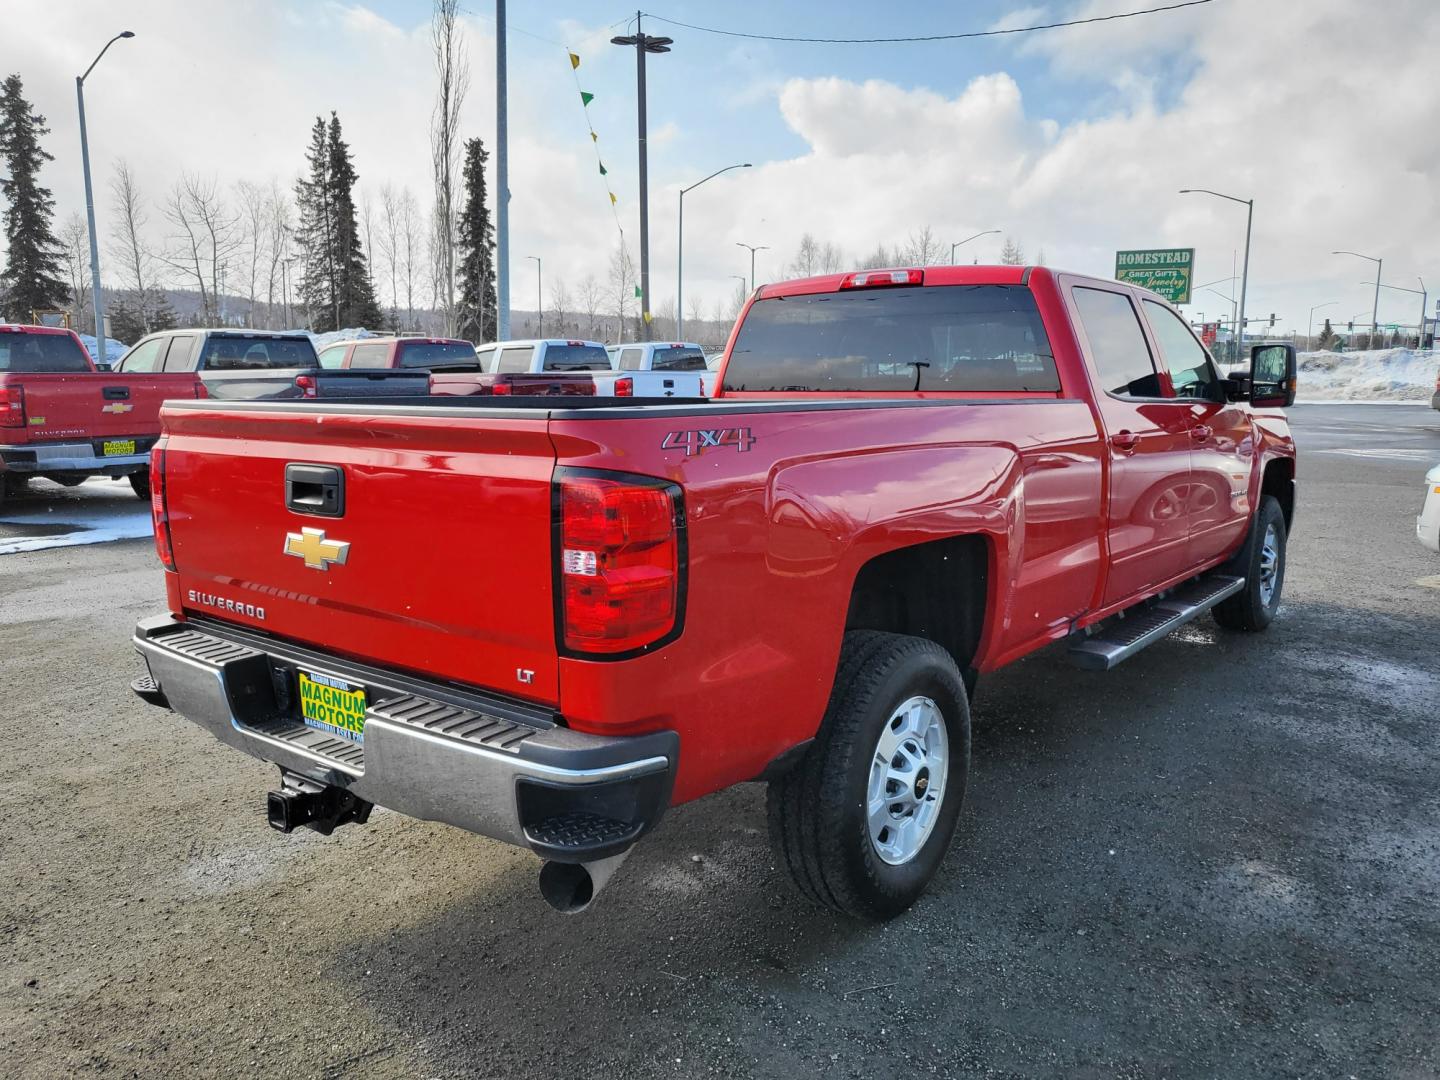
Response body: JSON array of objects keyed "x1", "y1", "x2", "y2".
[{"x1": 284, "y1": 527, "x2": 350, "y2": 571}]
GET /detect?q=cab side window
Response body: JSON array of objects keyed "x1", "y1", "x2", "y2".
[
  {"x1": 497, "y1": 346, "x2": 533, "y2": 373},
  {"x1": 1143, "y1": 300, "x2": 1218, "y2": 399},
  {"x1": 1072, "y1": 287, "x2": 1164, "y2": 398},
  {"x1": 618, "y1": 348, "x2": 643, "y2": 371},
  {"x1": 117, "y1": 337, "x2": 165, "y2": 373},
  {"x1": 349, "y1": 343, "x2": 390, "y2": 368},
  {"x1": 316, "y1": 345, "x2": 348, "y2": 369}
]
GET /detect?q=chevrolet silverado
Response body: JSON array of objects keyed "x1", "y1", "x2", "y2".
[{"x1": 129, "y1": 265, "x2": 1297, "y2": 920}]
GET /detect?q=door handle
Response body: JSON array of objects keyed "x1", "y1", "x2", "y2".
[
  {"x1": 1190, "y1": 425, "x2": 1213, "y2": 441},
  {"x1": 1110, "y1": 430, "x2": 1140, "y2": 453},
  {"x1": 102, "y1": 386, "x2": 131, "y2": 400}
]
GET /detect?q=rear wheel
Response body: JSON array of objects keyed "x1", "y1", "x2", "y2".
[
  {"x1": 128, "y1": 470, "x2": 150, "y2": 500},
  {"x1": 767, "y1": 630, "x2": 971, "y2": 920},
  {"x1": 1213, "y1": 495, "x2": 1287, "y2": 631}
]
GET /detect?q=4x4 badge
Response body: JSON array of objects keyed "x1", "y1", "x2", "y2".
[
  {"x1": 661, "y1": 427, "x2": 755, "y2": 456},
  {"x1": 284, "y1": 527, "x2": 351, "y2": 571}
]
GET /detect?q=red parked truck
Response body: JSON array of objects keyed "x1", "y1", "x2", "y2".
[
  {"x1": 129, "y1": 265, "x2": 1297, "y2": 919},
  {"x1": 316, "y1": 335, "x2": 598, "y2": 397},
  {"x1": 0, "y1": 323, "x2": 195, "y2": 504}
]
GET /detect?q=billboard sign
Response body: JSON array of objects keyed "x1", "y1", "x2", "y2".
[{"x1": 1114, "y1": 248, "x2": 1194, "y2": 304}]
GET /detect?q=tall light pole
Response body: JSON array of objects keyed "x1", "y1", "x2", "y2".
[
  {"x1": 1308, "y1": 300, "x2": 1338, "y2": 345},
  {"x1": 527, "y1": 255, "x2": 542, "y2": 335},
  {"x1": 950, "y1": 229, "x2": 999, "y2": 264},
  {"x1": 736, "y1": 242, "x2": 768, "y2": 291},
  {"x1": 1333, "y1": 250, "x2": 1382, "y2": 339},
  {"x1": 612, "y1": 14, "x2": 673, "y2": 342},
  {"x1": 1181, "y1": 188, "x2": 1252, "y2": 363},
  {"x1": 76, "y1": 30, "x2": 135, "y2": 352},
  {"x1": 677, "y1": 162, "x2": 750, "y2": 339},
  {"x1": 496, "y1": 0, "x2": 510, "y2": 340}
]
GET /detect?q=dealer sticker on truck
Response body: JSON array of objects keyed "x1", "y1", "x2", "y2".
[{"x1": 297, "y1": 670, "x2": 367, "y2": 743}]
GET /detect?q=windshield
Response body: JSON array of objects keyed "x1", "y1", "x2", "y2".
[
  {"x1": 398, "y1": 341, "x2": 479, "y2": 369},
  {"x1": 723, "y1": 285, "x2": 1059, "y2": 393},
  {"x1": 0, "y1": 331, "x2": 91, "y2": 373},
  {"x1": 198, "y1": 335, "x2": 318, "y2": 371},
  {"x1": 651, "y1": 346, "x2": 707, "y2": 371},
  {"x1": 542, "y1": 344, "x2": 611, "y2": 372}
]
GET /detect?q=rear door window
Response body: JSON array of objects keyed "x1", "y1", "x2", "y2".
[
  {"x1": 618, "y1": 347, "x2": 643, "y2": 371},
  {"x1": 348, "y1": 343, "x2": 392, "y2": 368},
  {"x1": 163, "y1": 335, "x2": 197, "y2": 371},
  {"x1": 117, "y1": 337, "x2": 165, "y2": 373},
  {"x1": 1142, "y1": 300, "x2": 1218, "y2": 399},
  {"x1": 497, "y1": 346, "x2": 534, "y2": 374},
  {"x1": 1071, "y1": 288, "x2": 1164, "y2": 398},
  {"x1": 724, "y1": 284, "x2": 1059, "y2": 393},
  {"x1": 651, "y1": 346, "x2": 707, "y2": 371},
  {"x1": 199, "y1": 335, "x2": 318, "y2": 370},
  {"x1": 316, "y1": 344, "x2": 348, "y2": 369},
  {"x1": 475, "y1": 346, "x2": 496, "y2": 372}
]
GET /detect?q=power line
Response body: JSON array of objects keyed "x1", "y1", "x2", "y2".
[{"x1": 640, "y1": 0, "x2": 1216, "y2": 45}]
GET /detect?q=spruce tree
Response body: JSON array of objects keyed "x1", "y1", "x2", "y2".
[
  {"x1": 0, "y1": 74, "x2": 67, "y2": 319},
  {"x1": 295, "y1": 117, "x2": 336, "y2": 331},
  {"x1": 326, "y1": 113, "x2": 381, "y2": 330},
  {"x1": 456, "y1": 136, "x2": 497, "y2": 344}
]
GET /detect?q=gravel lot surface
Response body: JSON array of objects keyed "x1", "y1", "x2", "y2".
[{"x1": 2, "y1": 404, "x2": 1438, "y2": 1079}]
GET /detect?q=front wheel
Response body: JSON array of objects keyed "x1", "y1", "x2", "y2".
[
  {"x1": 767, "y1": 630, "x2": 971, "y2": 920},
  {"x1": 1213, "y1": 495, "x2": 1287, "y2": 631}
]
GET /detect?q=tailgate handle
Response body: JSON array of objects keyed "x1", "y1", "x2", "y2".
[
  {"x1": 103, "y1": 385, "x2": 131, "y2": 400},
  {"x1": 285, "y1": 464, "x2": 345, "y2": 517}
]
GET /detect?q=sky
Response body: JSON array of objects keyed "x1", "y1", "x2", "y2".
[{"x1": 1, "y1": 0, "x2": 1437, "y2": 334}]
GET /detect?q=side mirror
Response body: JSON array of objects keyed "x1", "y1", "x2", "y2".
[{"x1": 1249, "y1": 343, "x2": 1296, "y2": 408}]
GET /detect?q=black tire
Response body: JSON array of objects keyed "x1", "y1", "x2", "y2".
[
  {"x1": 767, "y1": 630, "x2": 971, "y2": 920},
  {"x1": 1, "y1": 473, "x2": 27, "y2": 501},
  {"x1": 1213, "y1": 495, "x2": 1287, "y2": 632},
  {"x1": 129, "y1": 470, "x2": 150, "y2": 500}
]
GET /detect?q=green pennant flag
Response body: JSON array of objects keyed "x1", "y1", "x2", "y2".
[
  {"x1": 634, "y1": 285, "x2": 642, "y2": 298},
  {"x1": 580, "y1": 91, "x2": 594, "y2": 107},
  {"x1": 598, "y1": 162, "x2": 607, "y2": 176}
]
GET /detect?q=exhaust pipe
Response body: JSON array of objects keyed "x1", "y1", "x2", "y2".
[{"x1": 537, "y1": 850, "x2": 632, "y2": 914}]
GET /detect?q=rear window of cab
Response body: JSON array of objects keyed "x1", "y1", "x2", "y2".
[
  {"x1": 723, "y1": 284, "x2": 1059, "y2": 393},
  {"x1": 0, "y1": 331, "x2": 91, "y2": 373},
  {"x1": 199, "y1": 335, "x2": 318, "y2": 370}
]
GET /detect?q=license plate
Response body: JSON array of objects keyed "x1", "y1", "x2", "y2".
[
  {"x1": 102, "y1": 439, "x2": 136, "y2": 456},
  {"x1": 297, "y1": 670, "x2": 367, "y2": 742}
]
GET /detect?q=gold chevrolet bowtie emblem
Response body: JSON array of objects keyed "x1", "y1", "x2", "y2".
[
  {"x1": 283, "y1": 527, "x2": 350, "y2": 571},
  {"x1": 101, "y1": 402, "x2": 133, "y2": 414}
]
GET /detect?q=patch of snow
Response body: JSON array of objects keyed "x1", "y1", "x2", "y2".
[
  {"x1": 307, "y1": 327, "x2": 380, "y2": 351},
  {"x1": 77, "y1": 333, "x2": 130, "y2": 365},
  {"x1": 1297, "y1": 348, "x2": 1438, "y2": 402},
  {"x1": 0, "y1": 476, "x2": 153, "y2": 555}
]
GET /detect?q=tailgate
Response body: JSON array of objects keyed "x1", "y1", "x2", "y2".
[
  {"x1": 3, "y1": 373, "x2": 175, "y2": 443},
  {"x1": 162, "y1": 403, "x2": 562, "y2": 704}
]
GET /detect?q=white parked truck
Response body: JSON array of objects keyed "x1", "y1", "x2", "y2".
[{"x1": 478, "y1": 339, "x2": 704, "y2": 398}]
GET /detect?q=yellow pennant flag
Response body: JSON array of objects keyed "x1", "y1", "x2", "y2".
[
  {"x1": 569, "y1": 52, "x2": 580, "y2": 70},
  {"x1": 609, "y1": 191, "x2": 617, "y2": 205},
  {"x1": 591, "y1": 131, "x2": 598, "y2": 142}
]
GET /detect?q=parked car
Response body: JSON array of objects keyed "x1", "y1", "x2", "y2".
[
  {"x1": 484, "y1": 339, "x2": 704, "y2": 397},
  {"x1": 113, "y1": 329, "x2": 321, "y2": 399},
  {"x1": 129, "y1": 264, "x2": 1297, "y2": 920},
  {"x1": 1418, "y1": 464, "x2": 1440, "y2": 552},
  {"x1": 607, "y1": 341, "x2": 716, "y2": 394},
  {"x1": 316, "y1": 335, "x2": 596, "y2": 397},
  {"x1": 0, "y1": 323, "x2": 193, "y2": 503}
]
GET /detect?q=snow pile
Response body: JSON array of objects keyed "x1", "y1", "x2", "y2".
[
  {"x1": 1297, "y1": 348, "x2": 1438, "y2": 401},
  {"x1": 307, "y1": 327, "x2": 380, "y2": 351},
  {"x1": 78, "y1": 333, "x2": 129, "y2": 365}
]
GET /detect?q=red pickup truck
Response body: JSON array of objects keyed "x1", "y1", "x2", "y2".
[
  {"x1": 0, "y1": 323, "x2": 189, "y2": 503},
  {"x1": 129, "y1": 265, "x2": 1297, "y2": 920},
  {"x1": 316, "y1": 335, "x2": 597, "y2": 397}
]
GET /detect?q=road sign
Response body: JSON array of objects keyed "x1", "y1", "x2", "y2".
[{"x1": 1114, "y1": 248, "x2": 1194, "y2": 304}]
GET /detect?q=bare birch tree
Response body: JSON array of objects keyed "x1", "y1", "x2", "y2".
[
  {"x1": 107, "y1": 159, "x2": 163, "y2": 333},
  {"x1": 263, "y1": 180, "x2": 292, "y2": 328},
  {"x1": 59, "y1": 212, "x2": 91, "y2": 333},
  {"x1": 430, "y1": 0, "x2": 469, "y2": 334},
  {"x1": 579, "y1": 274, "x2": 603, "y2": 340},
  {"x1": 162, "y1": 174, "x2": 239, "y2": 326},
  {"x1": 549, "y1": 278, "x2": 572, "y2": 338},
  {"x1": 235, "y1": 179, "x2": 267, "y2": 326}
]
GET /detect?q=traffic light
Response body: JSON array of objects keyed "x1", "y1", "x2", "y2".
[
  {"x1": 1268, "y1": 313, "x2": 1275, "y2": 328},
  {"x1": 1348, "y1": 320, "x2": 1354, "y2": 331}
]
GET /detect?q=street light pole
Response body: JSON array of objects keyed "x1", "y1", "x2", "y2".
[
  {"x1": 1307, "y1": 300, "x2": 1338, "y2": 346},
  {"x1": 527, "y1": 255, "x2": 542, "y2": 335},
  {"x1": 496, "y1": 0, "x2": 510, "y2": 340},
  {"x1": 1333, "y1": 250, "x2": 1383, "y2": 340},
  {"x1": 949, "y1": 229, "x2": 1000, "y2": 264},
  {"x1": 1181, "y1": 189, "x2": 1253, "y2": 363},
  {"x1": 76, "y1": 30, "x2": 135, "y2": 353},
  {"x1": 611, "y1": 14, "x2": 673, "y2": 342},
  {"x1": 1359, "y1": 276, "x2": 1428, "y2": 346},
  {"x1": 736, "y1": 242, "x2": 768, "y2": 291},
  {"x1": 677, "y1": 162, "x2": 750, "y2": 339}
]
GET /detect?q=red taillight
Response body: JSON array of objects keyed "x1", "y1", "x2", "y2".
[
  {"x1": 0, "y1": 386, "x2": 24, "y2": 428},
  {"x1": 193, "y1": 379, "x2": 208, "y2": 399},
  {"x1": 490, "y1": 381, "x2": 511, "y2": 395},
  {"x1": 150, "y1": 444, "x2": 175, "y2": 570},
  {"x1": 294, "y1": 374, "x2": 317, "y2": 398},
  {"x1": 613, "y1": 376, "x2": 633, "y2": 397},
  {"x1": 839, "y1": 268, "x2": 924, "y2": 289},
  {"x1": 559, "y1": 473, "x2": 682, "y2": 654}
]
